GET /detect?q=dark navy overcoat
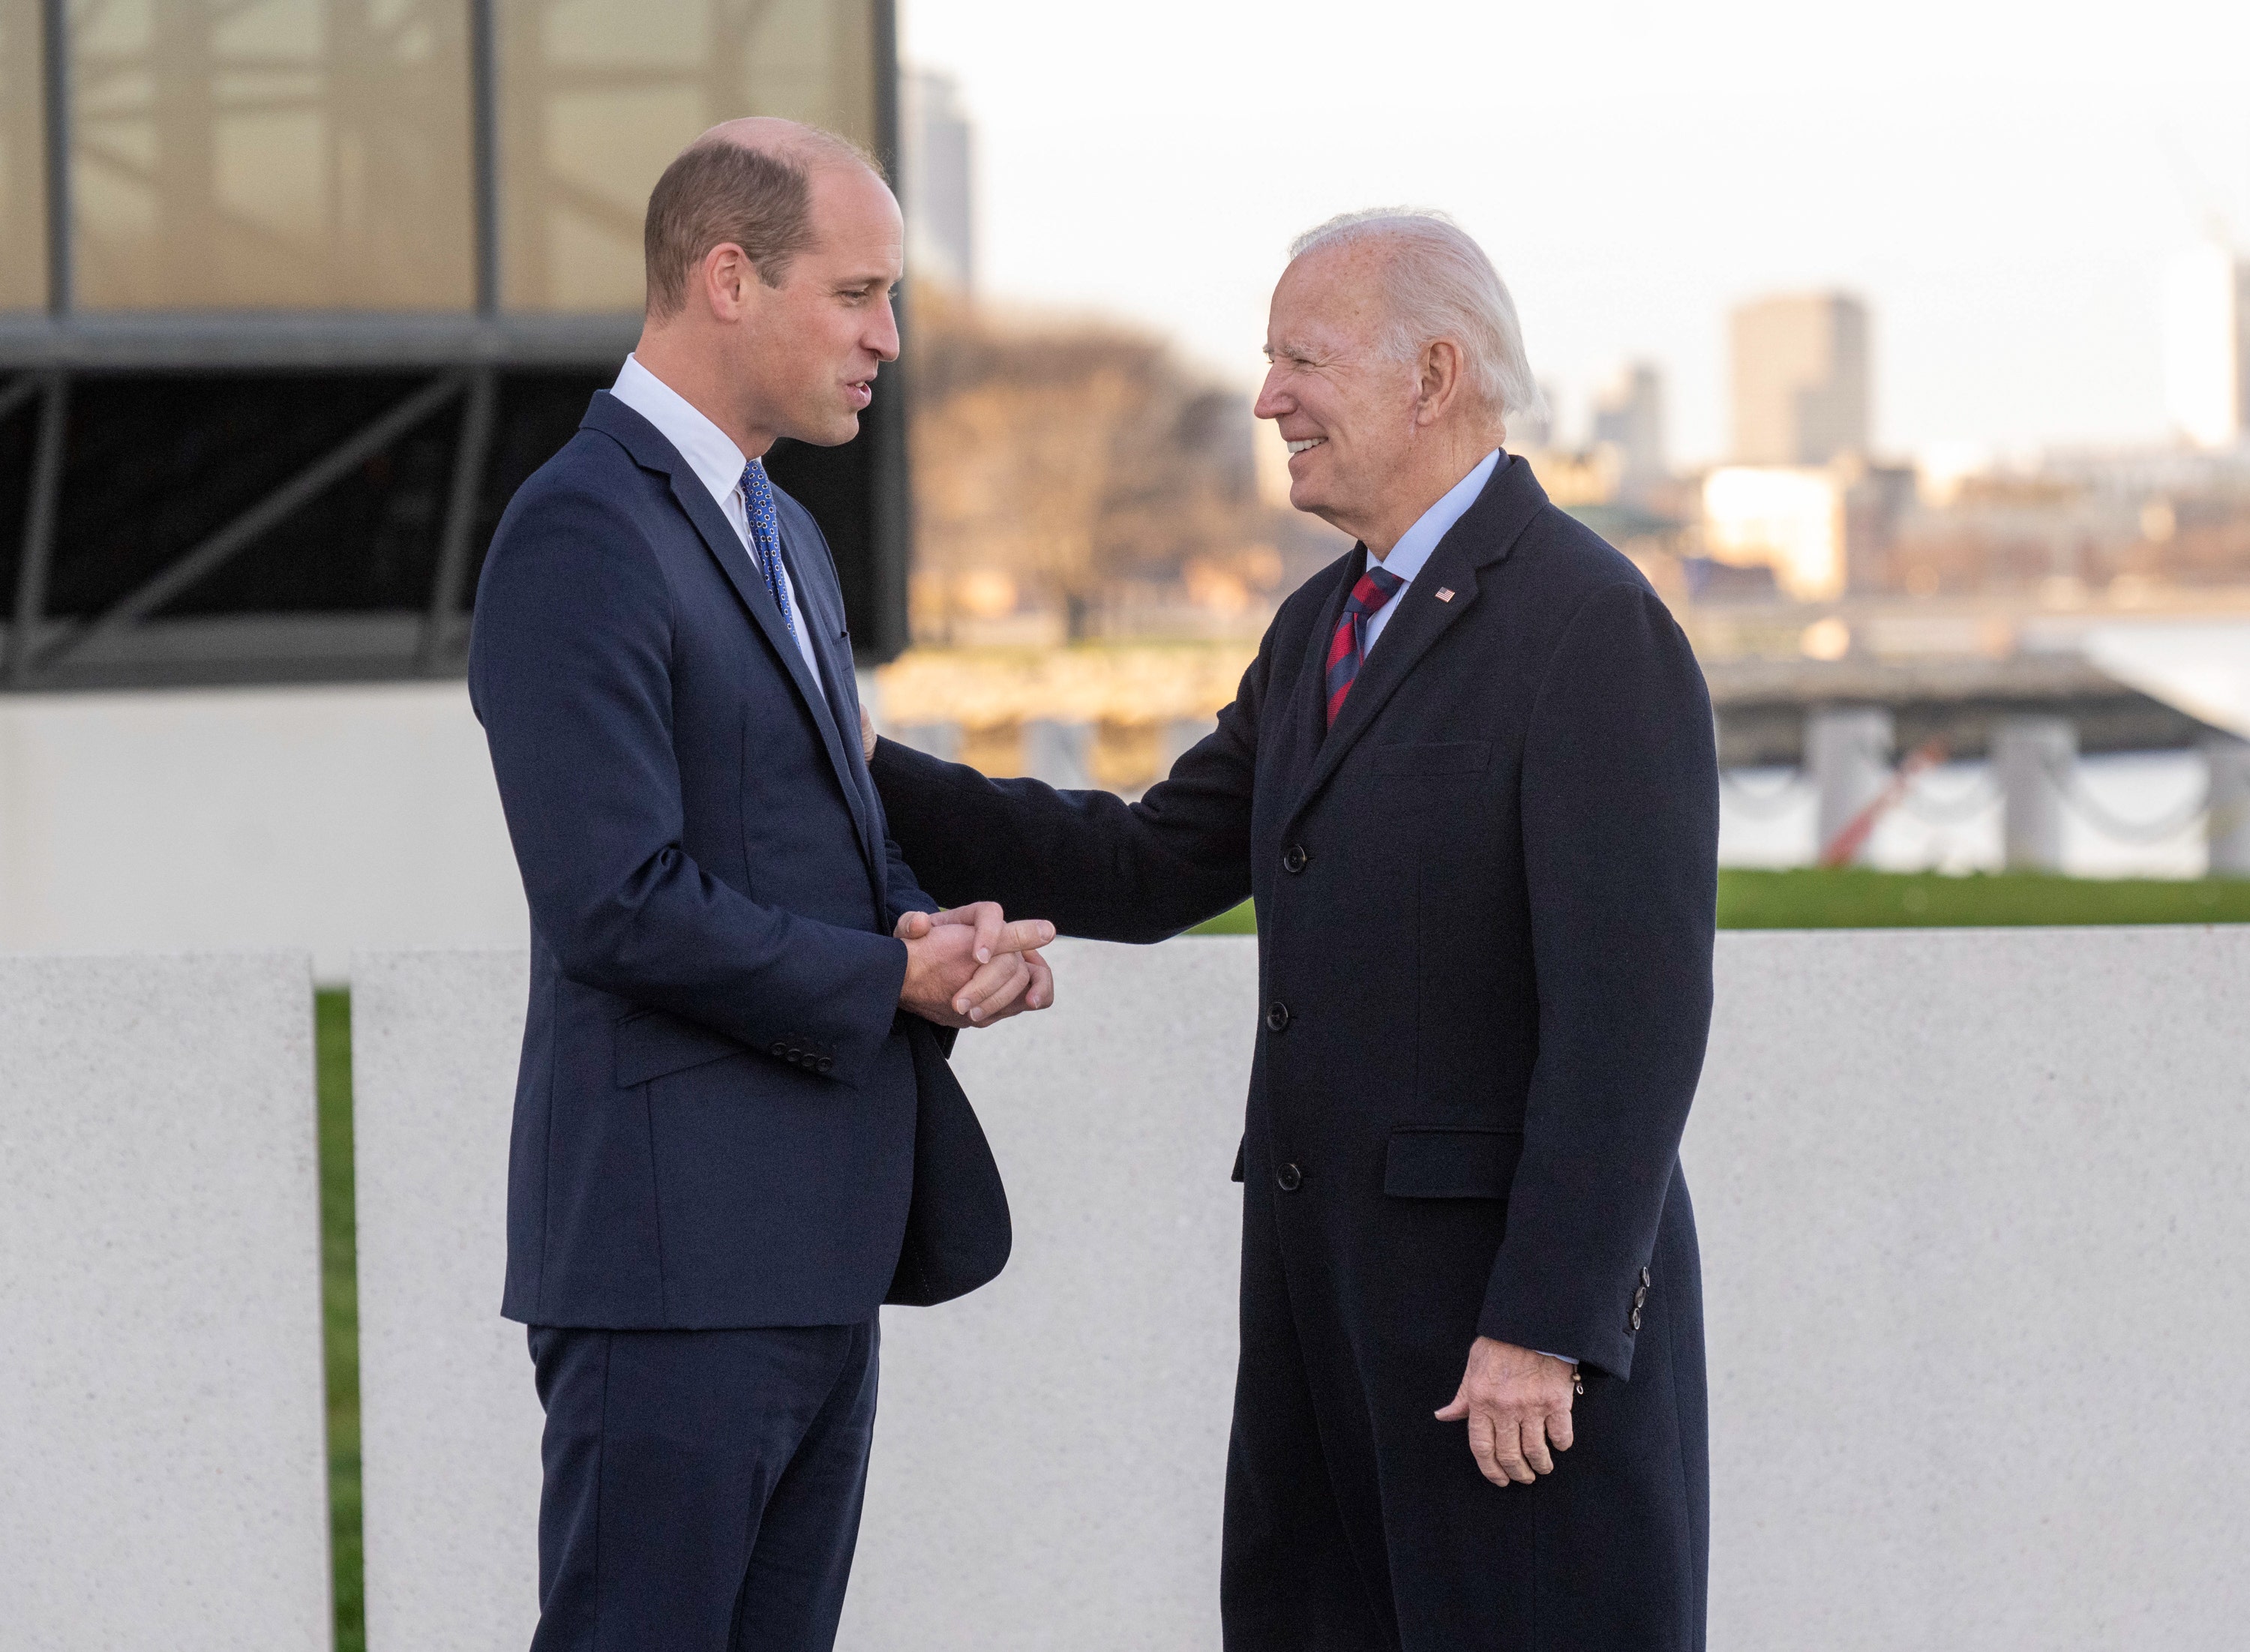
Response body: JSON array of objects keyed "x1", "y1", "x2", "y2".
[{"x1": 872, "y1": 453, "x2": 1719, "y2": 1651}]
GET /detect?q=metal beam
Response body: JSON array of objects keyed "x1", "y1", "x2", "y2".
[
  {"x1": 41, "y1": 0, "x2": 70, "y2": 316},
  {"x1": 419, "y1": 366, "x2": 498, "y2": 671},
  {"x1": 469, "y1": 0, "x2": 500, "y2": 316},
  {"x1": 34, "y1": 374, "x2": 465, "y2": 674},
  {"x1": 0, "y1": 374, "x2": 46, "y2": 424},
  {"x1": 8, "y1": 373, "x2": 70, "y2": 684},
  {"x1": 0, "y1": 311, "x2": 638, "y2": 372}
]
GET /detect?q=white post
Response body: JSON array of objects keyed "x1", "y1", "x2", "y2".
[
  {"x1": 1022, "y1": 718, "x2": 1096, "y2": 789},
  {"x1": 2206, "y1": 735, "x2": 2250, "y2": 878},
  {"x1": 1158, "y1": 715, "x2": 1217, "y2": 777},
  {"x1": 890, "y1": 719, "x2": 962, "y2": 763},
  {"x1": 1808, "y1": 707, "x2": 1893, "y2": 865},
  {"x1": 1994, "y1": 716, "x2": 2074, "y2": 873}
]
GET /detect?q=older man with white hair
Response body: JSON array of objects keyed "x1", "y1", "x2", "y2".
[{"x1": 872, "y1": 209, "x2": 1719, "y2": 1650}]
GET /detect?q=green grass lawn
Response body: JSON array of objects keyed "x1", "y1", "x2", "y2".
[
  {"x1": 316, "y1": 990, "x2": 364, "y2": 1652},
  {"x1": 314, "y1": 866, "x2": 2246, "y2": 1639},
  {"x1": 1190, "y1": 867, "x2": 2250, "y2": 936}
]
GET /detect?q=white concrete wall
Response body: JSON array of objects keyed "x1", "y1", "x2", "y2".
[
  {"x1": 0, "y1": 685, "x2": 525, "y2": 982},
  {"x1": 343, "y1": 929, "x2": 2250, "y2": 1650},
  {"x1": 351, "y1": 949, "x2": 542, "y2": 1652},
  {"x1": 0, "y1": 952, "x2": 331, "y2": 1651},
  {"x1": 1689, "y1": 926, "x2": 2250, "y2": 1650},
  {"x1": 839, "y1": 939, "x2": 1253, "y2": 1651}
]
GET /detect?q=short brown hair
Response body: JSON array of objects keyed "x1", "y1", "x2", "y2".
[{"x1": 642, "y1": 130, "x2": 884, "y2": 319}]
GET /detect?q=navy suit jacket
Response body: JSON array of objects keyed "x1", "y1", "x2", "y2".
[{"x1": 470, "y1": 391, "x2": 943, "y2": 1329}]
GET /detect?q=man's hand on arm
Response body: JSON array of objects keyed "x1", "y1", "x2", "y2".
[
  {"x1": 895, "y1": 901, "x2": 1055, "y2": 1027},
  {"x1": 1434, "y1": 1337, "x2": 1578, "y2": 1486}
]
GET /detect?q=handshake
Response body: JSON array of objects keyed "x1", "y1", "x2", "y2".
[
  {"x1": 869, "y1": 705, "x2": 1057, "y2": 1031},
  {"x1": 894, "y1": 901, "x2": 1055, "y2": 1030}
]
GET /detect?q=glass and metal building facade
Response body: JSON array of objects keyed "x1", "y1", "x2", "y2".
[{"x1": 0, "y1": 0, "x2": 907, "y2": 688}]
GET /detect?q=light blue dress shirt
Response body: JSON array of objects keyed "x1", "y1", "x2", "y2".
[
  {"x1": 1360, "y1": 447, "x2": 1502, "y2": 658},
  {"x1": 608, "y1": 354, "x2": 824, "y2": 686}
]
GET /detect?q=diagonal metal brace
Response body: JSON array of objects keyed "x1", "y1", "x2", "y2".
[
  {"x1": 0, "y1": 373, "x2": 46, "y2": 424},
  {"x1": 34, "y1": 373, "x2": 466, "y2": 675}
]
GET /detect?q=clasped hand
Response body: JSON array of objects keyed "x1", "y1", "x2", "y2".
[{"x1": 896, "y1": 902, "x2": 1055, "y2": 1029}]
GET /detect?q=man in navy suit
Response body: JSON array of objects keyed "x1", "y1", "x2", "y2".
[
  {"x1": 470, "y1": 119, "x2": 1053, "y2": 1651},
  {"x1": 872, "y1": 211, "x2": 1719, "y2": 1649}
]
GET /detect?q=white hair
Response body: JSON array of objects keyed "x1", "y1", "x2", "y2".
[{"x1": 1288, "y1": 208, "x2": 1544, "y2": 427}]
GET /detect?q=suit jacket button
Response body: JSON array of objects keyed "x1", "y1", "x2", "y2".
[
  {"x1": 1641, "y1": 1266, "x2": 1652, "y2": 1288},
  {"x1": 817, "y1": 1056, "x2": 834, "y2": 1075},
  {"x1": 1276, "y1": 1162, "x2": 1303, "y2": 1192},
  {"x1": 1265, "y1": 1001, "x2": 1292, "y2": 1033},
  {"x1": 770, "y1": 1041, "x2": 789, "y2": 1058},
  {"x1": 1629, "y1": 1306, "x2": 1642, "y2": 1332},
  {"x1": 1282, "y1": 844, "x2": 1308, "y2": 874}
]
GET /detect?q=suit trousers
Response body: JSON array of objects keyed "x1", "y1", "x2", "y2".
[{"x1": 526, "y1": 1319, "x2": 880, "y2": 1652}]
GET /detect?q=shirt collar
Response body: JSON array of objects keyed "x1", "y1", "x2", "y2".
[
  {"x1": 1370, "y1": 448, "x2": 1502, "y2": 588},
  {"x1": 608, "y1": 353, "x2": 750, "y2": 509}
]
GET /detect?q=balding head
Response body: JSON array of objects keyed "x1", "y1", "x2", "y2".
[
  {"x1": 1286, "y1": 209, "x2": 1540, "y2": 424},
  {"x1": 642, "y1": 118, "x2": 886, "y2": 319}
]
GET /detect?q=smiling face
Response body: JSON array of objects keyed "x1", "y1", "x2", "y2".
[
  {"x1": 1254, "y1": 242, "x2": 1424, "y2": 547},
  {"x1": 724, "y1": 161, "x2": 903, "y2": 448}
]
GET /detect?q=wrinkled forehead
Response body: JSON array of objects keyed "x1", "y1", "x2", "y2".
[{"x1": 1268, "y1": 241, "x2": 1390, "y2": 354}]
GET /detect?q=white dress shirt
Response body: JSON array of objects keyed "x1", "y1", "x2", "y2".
[
  {"x1": 1361, "y1": 447, "x2": 1502, "y2": 658},
  {"x1": 608, "y1": 353, "x2": 824, "y2": 686}
]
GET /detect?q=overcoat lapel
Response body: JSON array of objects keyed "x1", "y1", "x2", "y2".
[
  {"x1": 583, "y1": 394, "x2": 882, "y2": 876},
  {"x1": 1284, "y1": 454, "x2": 1550, "y2": 830}
]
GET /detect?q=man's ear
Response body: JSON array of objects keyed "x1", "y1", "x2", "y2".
[
  {"x1": 1416, "y1": 340, "x2": 1465, "y2": 427},
  {"x1": 701, "y1": 242, "x2": 756, "y2": 322}
]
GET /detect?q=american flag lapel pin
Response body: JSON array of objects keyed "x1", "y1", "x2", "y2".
[{"x1": 1434, "y1": 586, "x2": 1456, "y2": 603}]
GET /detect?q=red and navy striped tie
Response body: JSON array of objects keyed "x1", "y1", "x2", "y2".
[{"x1": 1324, "y1": 563, "x2": 1406, "y2": 727}]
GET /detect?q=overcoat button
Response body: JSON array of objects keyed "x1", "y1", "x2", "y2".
[
  {"x1": 1276, "y1": 1162, "x2": 1304, "y2": 1192},
  {"x1": 1265, "y1": 1001, "x2": 1292, "y2": 1033},
  {"x1": 1282, "y1": 844, "x2": 1308, "y2": 874}
]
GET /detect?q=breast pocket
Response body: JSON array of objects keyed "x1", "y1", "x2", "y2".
[{"x1": 1370, "y1": 741, "x2": 1493, "y2": 777}]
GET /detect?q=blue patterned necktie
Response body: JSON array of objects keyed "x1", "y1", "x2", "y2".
[{"x1": 739, "y1": 458, "x2": 796, "y2": 640}]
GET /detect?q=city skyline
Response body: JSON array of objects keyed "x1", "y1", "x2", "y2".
[{"x1": 901, "y1": 0, "x2": 2250, "y2": 467}]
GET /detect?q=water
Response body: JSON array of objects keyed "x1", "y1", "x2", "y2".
[{"x1": 1719, "y1": 749, "x2": 2211, "y2": 879}]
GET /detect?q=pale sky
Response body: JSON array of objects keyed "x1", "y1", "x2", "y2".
[{"x1": 900, "y1": 0, "x2": 2250, "y2": 466}]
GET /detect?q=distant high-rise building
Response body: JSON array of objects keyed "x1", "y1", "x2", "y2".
[
  {"x1": 1591, "y1": 361, "x2": 1666, "y2": 487},
  {"x1": 1510, "y1": 382, "x2": 1558, "y2": 451},
  {"x1": 1730, "y1": 292, "x2": 1870, "y2": 464},
  {"x1": 2164, "y1": 243, "x2": 2250, "y2": 450},
  {"x1": 902, "y1": 69, "x2": 975, "y2": 292}
]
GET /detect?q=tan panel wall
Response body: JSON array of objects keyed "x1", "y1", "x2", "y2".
[
  {"x1": 499, "y1": 0, "x2": 879, "y2": 313},
  {"x1": 69, "y1": 0, "x2": 474, "y2": 310},
  {"x1": 0, "y1": 0, "x2": 46, "y2": 309}
]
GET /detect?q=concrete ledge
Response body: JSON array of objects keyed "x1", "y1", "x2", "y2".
[
  {"x1": 0, "y1": 951, "x2": 329, "y2": 1651},
  {"x1": 352, "y1": 949, "x2": 540, "y2": 1652},
  {"x1": 344, "y1": 928, "x2": 2250, "y2": 1648}
]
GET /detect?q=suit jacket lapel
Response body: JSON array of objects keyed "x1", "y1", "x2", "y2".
[
  {"x1": 1285, "y1": 455, "x2": 1550, "y2": 830},
  {"x1": 772, "y1": 517, "x2": 885, "y2": 876},
  {"x1": 584, "y1": 393, "x2": 880, "y2": 877}
]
